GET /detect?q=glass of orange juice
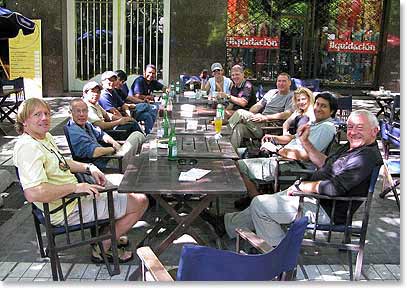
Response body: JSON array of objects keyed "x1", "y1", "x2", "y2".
[{"x1": 214, "y1": 117, "x2": 222, "y2": 134}]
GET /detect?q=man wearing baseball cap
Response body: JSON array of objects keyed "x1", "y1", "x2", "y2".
[
  {"x1": 204, "y1": 62, "x2": 233, "y2": 95},
  {"x1": 82, "y1": 80, "x2": 143, "y2": 140}
]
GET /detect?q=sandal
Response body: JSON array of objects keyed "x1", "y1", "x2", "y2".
[
  {"x1": 118, "y1": 235, "x2": 129, "y2": 248},
  {"x1": 91, "y1": 244, "x2": 133, "y2": 264}
]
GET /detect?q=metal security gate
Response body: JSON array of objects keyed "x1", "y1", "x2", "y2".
[
  {"x1": 226, "y1": 0, "x2": 384, "y2": 86},
  {"x1": 66, "y1": 0, "x2": 164, "y2": 91}
]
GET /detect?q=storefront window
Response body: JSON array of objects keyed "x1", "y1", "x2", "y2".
[{"x1": 226, "y1": 0, "x2": 384, "y2": 87}]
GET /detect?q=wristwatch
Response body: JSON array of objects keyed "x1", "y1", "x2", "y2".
[
  {"x1": 227, "y1": 94, "x2": 231, "y2": 100},
  {"x1": 294, "y1": 178, "x2": 302, "y2": 192},
  {"x1": 86, "y1": 163, "x2": 95, "y2": 174}
]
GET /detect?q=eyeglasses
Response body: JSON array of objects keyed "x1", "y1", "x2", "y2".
[
  {"x1": 213, "y1": 69, "x2": 221, "y2": 72},
  {"x1": 178, "y1": 158, "x2": 198, "y2": 165},
  {"x1": 37, "y1": 140, "x2": 70, "y2": 171}
]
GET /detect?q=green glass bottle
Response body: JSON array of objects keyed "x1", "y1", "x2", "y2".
[
  {"x1": 167, "y1": 124, "x2": 177, "y2": 161},
  {"x1": 162, "y1": 110, "x2": 169, "y2": 138}
]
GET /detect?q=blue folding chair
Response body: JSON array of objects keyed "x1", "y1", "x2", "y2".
[
  {"x1": 379, "y1": 119, "x2": 400, "y2": 209},
  {"x1": 137, "y1": 216, "x2": 308, "y2": 281}
]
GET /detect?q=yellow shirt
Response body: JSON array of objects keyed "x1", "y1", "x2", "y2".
[{"x1": 13, "y1": 133, "x2": 78, "y2": 225}]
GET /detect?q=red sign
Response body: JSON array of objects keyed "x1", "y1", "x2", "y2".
[
  {"x1": 327, "y1": 40, "x2": 377, "y2": 54},
  {"x1": 226, "y1": 36, "x2": 280, "y2": 49}
]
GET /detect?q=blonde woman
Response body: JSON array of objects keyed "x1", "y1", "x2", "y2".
[{"x1": 262, "y1": 87, "x2": 315, "y2": 146}]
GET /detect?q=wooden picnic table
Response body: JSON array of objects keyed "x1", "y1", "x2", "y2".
[{"x1": 118, "y1": 155, "x2": 246, "y2": 280}]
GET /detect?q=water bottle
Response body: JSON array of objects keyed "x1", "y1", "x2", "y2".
[
  {"x1": 175, "y1": 81, "x2": 181, "y2": 94},
  {"x1": 167, "y1": 97, "x2": 173, "y2": 118},
  {"x1": 216, "y1": 103, "x2": 224, "y2": 119},
  {"x1": 167, "y1": 125, "x2": 177, "y2": 161},
  {"x1": 170, "y1": 80, "x2": 175, "y2": 98}
]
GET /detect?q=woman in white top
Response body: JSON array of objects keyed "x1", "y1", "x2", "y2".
[
  {"x1": 204, "y1": 62, "x2": 233, "y2": 95},
  {"x1": 262, "y1": 87, "x2": 315, "y2": 145}
]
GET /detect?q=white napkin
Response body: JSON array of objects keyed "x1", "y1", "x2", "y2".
[{"x1": 179, "y1": 168, "x2": 211, "y2": 182}]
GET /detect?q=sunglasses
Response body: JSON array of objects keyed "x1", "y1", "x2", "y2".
[
  {"x1": 178, "y1": 158, "x2": 198, "y2": 165},
  {"x1": 213, "y1": 69, "x2": 221, "y2": 72}
]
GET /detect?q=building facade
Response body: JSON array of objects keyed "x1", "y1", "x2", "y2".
[{"x1": 2, "y1": 0, "x2": 399, "y2": 96}]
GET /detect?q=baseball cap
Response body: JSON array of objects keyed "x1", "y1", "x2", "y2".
[
  {"x1": 83, "y1": 81, "x2": 102, "y2": 93},
  {"x1": 101, "y1": 70, "x2": 117, "y2": 81},
  {"x1": 211, "y1": 63, "x2": 223, "y2": 72}
]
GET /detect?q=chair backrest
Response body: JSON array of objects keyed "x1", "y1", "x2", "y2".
[
  {"x1": 291, "y1": 78, "x2": 320, "y2": 92},
  {"x1": 176, "y1": 216, "x2": 308, "y2": 281},
  {"x1": 336, "y1": 95, "x2": 352, "y2": 121},
  {"x1": 256, "y1": 84, "x2": 265, "y2": 101},
  {"x1": 180, "y1": 74, "x2": 191, "y2": 90}
]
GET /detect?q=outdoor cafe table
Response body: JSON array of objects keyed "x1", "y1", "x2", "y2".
[
  {"x1": 118, "y1": 155, "x2": 247, "y2": 279},
  {"x1": 144, "y1": 134, "x2": 238, "y2": 159}
]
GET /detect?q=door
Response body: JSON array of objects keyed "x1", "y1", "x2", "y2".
[{"x1": 66, "y1": 0, "x2": 166, "y2": 91}]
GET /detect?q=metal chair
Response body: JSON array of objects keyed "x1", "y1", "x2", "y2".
[
  {"x1": 0, "y1": 77, "x2": 25, "y2": 123},
  {"x1": 291, "y1": 166, "x2": 381, "y2": 281},
  {"x1": 379, "y1": 119, "x2": 400, "y2": 209},
  {"x1": 136, "y1": 216, "x2": 308, "y2": 281},
  {"x1": 63, "y1": 123, "x2": 124, "y2": 173},
  {"x1": 16, "y1": 169, "x2": 120, "y2": 281}
]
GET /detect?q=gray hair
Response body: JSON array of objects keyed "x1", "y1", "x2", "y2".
[
  {"x1": 231, "y1": 64, "x2": 244, "y2": 74},
  {"x1": 348, "y1": 109, "x2": 379, "y2": 128}
]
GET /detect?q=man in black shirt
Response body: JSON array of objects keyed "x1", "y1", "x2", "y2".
[{"x1": 222, "y1": 109, "x2": 383, "y2": 246}]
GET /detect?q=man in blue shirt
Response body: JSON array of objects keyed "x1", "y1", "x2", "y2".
[
  {"x1": 129, "y1": 64, "x2": 167, "y2": 101},
  {"x1": 66, "y1": 98, "x2": 145, "y2": 170}
]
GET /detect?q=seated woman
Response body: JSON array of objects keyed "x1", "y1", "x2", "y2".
[
  {"x1": 13, "y1": 98, "x2": 148, "y2": 263},
  {"x1": 262, "y1": 87, "x2": 315, "y2": 146}
]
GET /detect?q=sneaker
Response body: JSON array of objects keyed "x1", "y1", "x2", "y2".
[{"x1": 234, "y1": 196, "x2": 252, "y2": 211}]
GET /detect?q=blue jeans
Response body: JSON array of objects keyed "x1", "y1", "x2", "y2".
[{"x1": 133, "y1": 103, "x2": 159, "y2": 134}]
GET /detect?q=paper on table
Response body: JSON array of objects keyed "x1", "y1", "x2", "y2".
[{"x1": 178, "y1": 168, "x2": 211, "y2": 181}]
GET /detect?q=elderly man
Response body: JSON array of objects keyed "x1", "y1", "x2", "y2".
[
  {"x1": 217, "y1": 64, "x2": 257, "y2": 119},
  {"x1": 228, "y1": 72, "x2": 294, "y2": 149},
  {"x1": 82, "y1": 81, "x2": 143, "y2": 139},
  {"x1": 216, "y1": 110, "x2": 383, "y2": 246},
  {"x1": 232, "y1": 92, "x2": 338, "y2": 209},
  {"x1": 65, "y1": 98, "x2": 145, "y2": 170}
]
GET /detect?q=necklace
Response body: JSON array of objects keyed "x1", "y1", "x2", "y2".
[{"x1": 28, "y1": 134, "x2": 70, "y2": 171}]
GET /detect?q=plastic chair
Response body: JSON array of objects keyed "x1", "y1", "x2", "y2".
[
  {"x1": 136, "y1": 216, "x2": 308, "y2": 281},
  {"x1": 0, "y1": 77, "x2": 25, "y2": 123},
  {"x1": 292, "y1": 166, "x2": 381, "y2": 281},
  {"x1": 15, "y1": 169, "x2": 120, "y2": 281},
  {"x1": 63, "y1": 123, "x2": 123, "y2": 172}
]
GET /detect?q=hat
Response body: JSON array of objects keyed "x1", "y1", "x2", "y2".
[
  {"x1": 83, "y1": 81, "x2": 102, "y2": 93},
  {"x1": 101, "y1": 71, "x2": 117, "y2": 81},
  {"x1": 211, "y1": 63, "x2": 223, "y2": 72}
]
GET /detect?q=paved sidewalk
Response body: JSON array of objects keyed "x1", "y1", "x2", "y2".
[{"x1": 0, "y1": 96, "x2": 400, "y2": 281}]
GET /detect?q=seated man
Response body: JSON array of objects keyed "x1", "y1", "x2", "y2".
[
  {"x1": 82, "y1": 80, "x2": 143, "y2": 139},
  {"x1": 219, "y1": 110, "x2": 382, "y2": 246},
  {"x1": 14, "y1": 98, "x2": 149, "y2": 262},
  {"x1": 233, "y1": 92, "x2": 338, "y2": 210},
  {"x1": 66, "y1": 98, "x2": 146, "y2": 170},
  {"x1": 129, "y1": 64, "x2": 165, "y2": 133},
  {"x1": 217, "y1": 64, "x2": 257, "y2": 119},
  {"x1": 98, "y1": 71, "x2": 135, "y2": 120},
  {"x1": 228, "y1": 72, "x2": 294, "y2": 149}
]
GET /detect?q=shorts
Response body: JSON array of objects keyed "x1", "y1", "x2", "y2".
[{"x1": 67, "y1": 191, "x2": 128, "y2": 225}]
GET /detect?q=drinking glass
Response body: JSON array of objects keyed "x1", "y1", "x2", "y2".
[
  {"x1": 214, "y1": 117, "x2": 222, "y2": 134},
  {"x1": 149, "y1": 139, "x2": 158, "y2": 161}
]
